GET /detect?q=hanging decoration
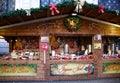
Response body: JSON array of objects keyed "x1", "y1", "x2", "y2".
[
  {"x1": 49, "y1": 35, "x2": 59, "y2": 49},
  {"x1": 74, "y1": 0, "x2": 85, "y2": 13},
  {"x1": 49, "y1": 4, "x2": 60, "y2": 15},
  {"x1": 98, "y1": 6, "x2": 104, "y2": 14},
  {"x1": 25, "y1": 9, "x2": 31, "y2": 16},
  {"x1": 64, "y1": 16, "x2": 81, "y2": 32}
]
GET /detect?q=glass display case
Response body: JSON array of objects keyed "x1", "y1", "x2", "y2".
[
  {"x1": 102, "y1": 36, "x2": 120, "y2": 60},
  {"x1": 48, "y1": 34, "x2": 95, "y2": 77},
  {"x1": 49, "y1": 35, "x2": 94, "y2": 61},
  {"x1": 100, "y1": 36, "x2": 120, "y2": 78},
  {"x1": 0, "y1": 36, "x2": 40, "y2": 60}
]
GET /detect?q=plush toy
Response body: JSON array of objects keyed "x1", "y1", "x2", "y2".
[
  {"x1": 68, "y1": 39, "x2": 74, "y2": 48},
  {"x1": 13, "y1": 38, "x2": 23, "y2": 50},
  {"x1": 50, "y1": 35, "x2": 59, "y2": 49}
]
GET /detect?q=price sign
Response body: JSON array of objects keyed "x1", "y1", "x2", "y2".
[
  {"x1": 41, "y1": 43, "x2": 48, "y2": 51},
  {"x1": 41, "y1": 43, "x2": 48, "y2": 64}
]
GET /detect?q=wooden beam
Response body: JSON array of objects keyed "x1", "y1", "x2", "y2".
[
  {"x1": 0, "y1": 14, "x2": 68, "y2": 29},
  {"x1": 32, "y1": 14, "x2": 37, "y2": 19},
  {"x1": 0, "y1": 14, "x2": 120, "y2": 29},
  {"x1": 85, "y1": 10, "x2": 93, "y2": 16},
  {"x1": 95, "y1": 14, "x2": 104, "y2": 19},
  {"x1": 3, "y1": 19, "x2": 11, "y2": 25},
  {"x1": 78, "y1": 15, "x2": 120, "y2": 27},
  {"x1": 17, "y1": 15, "x2": 24, "y2": 22}
]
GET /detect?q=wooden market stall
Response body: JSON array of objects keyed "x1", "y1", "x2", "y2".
[{"x1": 0, "y1": 4, "x2": 120, "y2": 81}]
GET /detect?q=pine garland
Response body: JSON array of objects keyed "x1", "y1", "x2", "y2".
[
  {"x1": 0, "y1": 9, "x2": 26, "y2": 18},
  {"x1": 84, "y1": 2, "x2": 120, "y2": 16},
  {"x1": 0, "y1": 0, "x2": 119, "y2": 19}
]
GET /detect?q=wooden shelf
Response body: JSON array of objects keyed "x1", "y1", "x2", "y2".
[
  {"x1": 0, "y1": 60, "x2": 40, "y2": 64},
  {"x1": 102, "y1": 58, "x2": 120, "y2": 62},
  {"x1": 49, "y1": 59, "x2": 94, "y2": 64}
]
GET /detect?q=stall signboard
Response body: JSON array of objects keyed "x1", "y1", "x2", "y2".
[
  {"x1": 102, "y1": 62, "x2": 120, "y2": 74},
  {"x1": 50, "y1": 63, "x2": 94, "y2": 75},
  {"x1": 0, "y1": 64, "x2": 37, "y2": 76}
]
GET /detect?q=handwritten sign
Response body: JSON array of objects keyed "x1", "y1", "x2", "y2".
[
  {"x1": 50, "y1": 63, "x2": 94, "y2": 75},
  {"x1": 41, "y1": 43, "x2": 48, "y2": 51},
  {"x1": 103, "y1": 62, "x2": 120, "y2": 74},
  {"x1": 41, "y1": 36, "x2": 49, "y2": 42},
  {"x1": 0, "y1": 64, "x2": 37, "y2": 76}
]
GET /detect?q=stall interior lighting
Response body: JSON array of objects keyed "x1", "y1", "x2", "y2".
[{"x1": 0, "y1": 36, "x2": 4, "y2": 39}]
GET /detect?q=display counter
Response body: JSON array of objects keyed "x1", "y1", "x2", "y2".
[
  {"x1": 44, "y1": 35, "x2": 98, "y2": 80},
  {"x1": 97, "y1": 36, "x2": 120, "y2": 78},
  {"x1": 0, "y1": 36, "x2": 45, "y2": 81},
  {"x1": 0, "y1": 59, "x2": 44, "y2": 81},
  {"x1": 0, "y1": 36, "x2": 40, "y2": 60}
]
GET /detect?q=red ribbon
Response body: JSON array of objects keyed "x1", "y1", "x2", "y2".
[
  {"x1": 88, "y1": 63, "x2": 91, "y2": 74},
  {"x1": 49, "y1": 4, "x2": 60, "y2": 15},
  {"x1": 98, "y1": 6, "x2": 104, "y2": 14}
]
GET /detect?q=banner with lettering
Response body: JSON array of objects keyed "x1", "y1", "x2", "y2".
[
  {"x1": 50, "y1": 63, "x2": 94, "y2": 75},
  {"x1": 0, "y1": 64, "x2": 37, "y2": 76},
  {"x1": 102, "y1": 62, "x2": 120, "y2": 74}
]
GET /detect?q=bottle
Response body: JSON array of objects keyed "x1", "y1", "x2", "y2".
[{"x1": 64, "y1": 44, "x2": 69, "y2": 54}]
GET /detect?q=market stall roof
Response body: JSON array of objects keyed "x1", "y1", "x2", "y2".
[{"x1": 0, "y1": 5, "x2": 120, "y2": 28}]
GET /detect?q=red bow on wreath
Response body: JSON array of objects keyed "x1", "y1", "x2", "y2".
[
  {"x1": 49, "y1": 4, "x2": 60, "y2": 15},
  {"x1": 98, "y1": 6, "x2": 104, "y2": 14}
]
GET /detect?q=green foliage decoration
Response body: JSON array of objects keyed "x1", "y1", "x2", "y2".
[
  {"x1": 64, "y1": 16, "x2": 81, "y2": 32},
  {"x1": 0, "y1": 0, "x2": 119, "y2": 19}
]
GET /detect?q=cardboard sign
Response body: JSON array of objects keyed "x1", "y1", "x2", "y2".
[{"x1": 41, "y1": 36, "x2": 49, "y2": 42}]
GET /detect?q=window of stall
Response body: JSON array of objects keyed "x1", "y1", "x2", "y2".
[
  {"x1": 49, "y1": 34, "x2": 94, "y2": 60},
  {"x1": 102, "y1": 36, "x2": 120, "y2": 59},
  {"x1": 0, "y1": 36, "x2": 40, "y2": 60},
  {"x1": 0, "y1": 36, "x2": 9, "y2": 55}
]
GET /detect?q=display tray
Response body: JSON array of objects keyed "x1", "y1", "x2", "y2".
[
  {"x1": 102, "y1": 54, "x2": 120, "y2": 60},
  {"x1": 50, "y1": 55, "x2": 94, "y2": 60},
  {"x1": 0, "y1": 49, "x2": 40, "y2": 60}
]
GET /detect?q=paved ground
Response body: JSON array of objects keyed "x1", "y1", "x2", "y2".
[{"x1": 0, "y1": 78, "x2": 120, "y2": 83}]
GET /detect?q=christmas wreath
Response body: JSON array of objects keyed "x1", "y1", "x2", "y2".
[{"x1": 64, "y1": 16, "x2": 81, "y2": 32}]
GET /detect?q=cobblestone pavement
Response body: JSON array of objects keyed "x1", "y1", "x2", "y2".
[{"x1": 0, "y1": 78, "x2": 120, "y2": 83}]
